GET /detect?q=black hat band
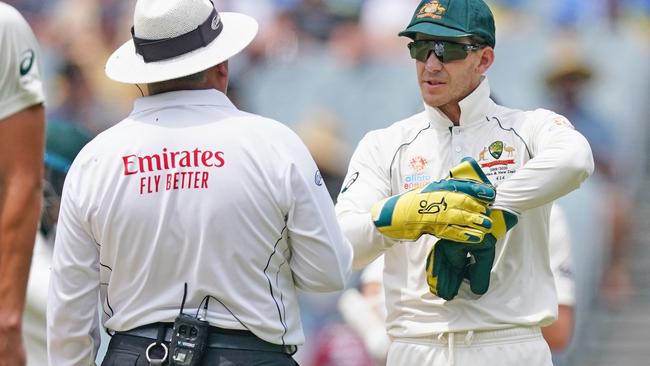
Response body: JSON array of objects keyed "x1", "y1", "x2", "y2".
[{"x1": 131, "y1": 7, "x2": 223, "y2": 63}]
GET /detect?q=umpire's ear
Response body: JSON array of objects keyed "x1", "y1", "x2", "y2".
[
  {"x1": 215, "y1": 60, "x2": 228, "y2": 77},
  {"x1": 208, "y1": 61, "x2": 229, "y2": 93}
]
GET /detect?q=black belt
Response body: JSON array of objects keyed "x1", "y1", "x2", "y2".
[{"x1": 116, "y1": 323, "x2": 297, "y2": 355}]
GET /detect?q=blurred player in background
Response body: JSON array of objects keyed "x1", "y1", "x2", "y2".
[
  {"x1": 22, "y1": 120, "x2": 91, "y2": 366},
  {"x1": 0, "y1": 3, "x2": 45, "y2": 365},
  {"x1": 335, "y1": 0, "x2": 593, "y2": 364},
  {"x1": 544, "y1": 56, "x2": 634, "y2": 310},
  {"x1": 47, "y1": 0, "x2": 352, "y2": 365},
  {"x1": 338, "y1": 257, "x2": 390, "y2": 365}
]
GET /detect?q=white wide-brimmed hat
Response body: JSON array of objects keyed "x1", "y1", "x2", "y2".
[{"x1": 105, "y1": 0, "x2": 258, "y2": 84}]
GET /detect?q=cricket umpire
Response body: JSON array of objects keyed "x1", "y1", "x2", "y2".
[
  {"x1": 336, "y1": 0, "x2": 594, "y2": 365},
  {"x1": 47, "y1": 1, "x2": 352, "y2": 365}
]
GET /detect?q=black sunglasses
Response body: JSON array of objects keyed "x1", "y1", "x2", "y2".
[{"x1": 408, "y1": 40, "x2": 485, "y2": 63}]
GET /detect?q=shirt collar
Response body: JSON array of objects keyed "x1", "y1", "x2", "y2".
[
  {"x1": 132, "y1": 89, "x2": 236, "y2": 114},
  {"x1": 424, "y1": 77, "x2": 495, "y2": 130}
]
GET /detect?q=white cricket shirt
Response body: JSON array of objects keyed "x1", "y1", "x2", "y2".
[
  {"x1": 549, "y1": 204, "x2": 575, "y2": 306},
  {"x1": 0, "y1": 2, "x2": 44, "y2": 120},
  {"x1": 336, "y1": 78, "x2": 593, "y2": 338},
  {"x1": 47, "y1": 89, "x2": 353, "y2": 365}
]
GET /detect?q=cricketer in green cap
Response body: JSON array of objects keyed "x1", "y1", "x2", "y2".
[
  {"x1": 399, "y1": 0, "x2": 496, "y2": 48},
  {"x1": 334, "y1": 0, "x2": 593, "y2": 365}
]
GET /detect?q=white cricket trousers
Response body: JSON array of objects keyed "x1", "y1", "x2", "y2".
[{"x1": 386, "y1": 326, "x2": 553, "y2": 366}]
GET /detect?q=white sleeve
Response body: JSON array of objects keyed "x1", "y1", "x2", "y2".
[
  {"x1": 0, "y1": 4, "x2": 44, "y2": 120},
  {"x1": 335, "y1": 132, "x2": 397, "y2": 269},
  {"x1": 549, "y1": 205, "x2": 575, "y2": 306},
  {"x1": 493, "y1": 110, "x2": 594, "y2": 214},
  {"x1": 282, "y1": 131, "x2": 353, "y2": 292},
  {"x1": 47, "y1": 165, "x2": 101, "y2": 366}
]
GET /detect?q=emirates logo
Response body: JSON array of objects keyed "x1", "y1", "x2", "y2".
[{"x1": 211, "y1": 14, "x2": 221, "y2": 30}]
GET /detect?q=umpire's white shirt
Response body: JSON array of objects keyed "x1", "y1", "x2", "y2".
[
  {"x1": 336, "y1": 78, "x2": 593, "y2": 338},
  {"x1": 48, "y1": 89, "x2": 353, "y2": 365}
]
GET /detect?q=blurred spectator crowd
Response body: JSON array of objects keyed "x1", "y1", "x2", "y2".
[{"x1": 8, "y1": 0, "x2": 650, "y2": 365}]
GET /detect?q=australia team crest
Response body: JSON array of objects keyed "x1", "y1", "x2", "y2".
[
  {"x1": 489, "y1": 141, "x2": 503, "y2": 159},
  {"x1": 477, "y1": 141, "x2": 517, "y2": 183},
  {"x1": 416, "y1": 1, "x2": 447, "y2": 20}
]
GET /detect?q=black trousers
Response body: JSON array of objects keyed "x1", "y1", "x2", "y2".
[{"x1": 101, "y1": 333, "x2": 300, "y2": 366}]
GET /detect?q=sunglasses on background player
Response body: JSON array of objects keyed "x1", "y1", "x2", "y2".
[{"x1": 408, "y1": 40, "x2": 486, "y2": 63}]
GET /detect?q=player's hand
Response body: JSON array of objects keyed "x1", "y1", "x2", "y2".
[
  {"x1": 427, "y1": 209, "x2": 518, "y2": 299},
  {"x1": 425, "y1": 157, "x2": 518, "y2": 300},
  {"x1": 371, "y1": 178, "x2": 495, "y2": 242},
  {"x1": 426, "y1": 239, "x2": 470, "y2": 300}
]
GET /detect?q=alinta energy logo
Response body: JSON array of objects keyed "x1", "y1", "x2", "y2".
[
  {"x1": 403, "y1": 156, "x2": 431, "y2": 191},
  {"x1": 410, "y1": 156, "x2": 428, "y2": 173}
]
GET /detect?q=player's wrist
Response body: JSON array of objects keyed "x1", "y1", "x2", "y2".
[
  {"x1": 0, "y1": 312, "x2": 22, "y2": 332},
  {"x1": 0, "y1": 281, "x2": 29, "y2": 315}
]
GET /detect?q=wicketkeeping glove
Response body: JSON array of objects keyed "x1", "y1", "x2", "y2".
[
  {"x1": 425, "y1": 239, "x2": 469, "y2": 300},
  {"x1": 371, "y1": 178, "x2": 495, "y2": 243},
  {"x1": 426, "y1": 158, "x2": 518, "y2": 300}
]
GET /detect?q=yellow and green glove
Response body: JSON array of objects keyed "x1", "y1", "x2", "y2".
[
  {"x1": 425, "y1": 158, "x2": 518, "y2": 300},
  {"x1": 371, "y1": 177, "x2": 496, "y2": 243}
]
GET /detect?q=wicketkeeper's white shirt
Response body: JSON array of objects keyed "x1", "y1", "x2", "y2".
[
  {"x1": 47, "y1": 89, "x2": 353, "y2": 365},
  {"x1": 335, "y1": 78, "x2": 593, "y2": 339},
  {"x1": 549, "y1": 204, "x2": 575, "y2": 306},
  {"x1": 0, "y1": 2, "x2": 44, "y2": 120}
]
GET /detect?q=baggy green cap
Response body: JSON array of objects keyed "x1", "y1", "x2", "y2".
[{"x1": 399, "y1": 0, "x2": 496, "y2": 48}]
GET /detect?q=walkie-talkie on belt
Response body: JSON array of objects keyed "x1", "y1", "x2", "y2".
[{"x1": 170, "y1": 284, "x2": 209, "y2": 366}]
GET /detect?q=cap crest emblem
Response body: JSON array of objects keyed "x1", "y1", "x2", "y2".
[{"x1": 416, "y1": 0, "x2": 447, "y2": 20}]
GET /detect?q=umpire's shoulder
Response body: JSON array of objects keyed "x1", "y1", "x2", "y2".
[
  {"x1": 234, "y1": 111, "x2": 301, "y2": 141},
  {"x1": 230, "y1": 112, "x2": 314, "y2": 161}
]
